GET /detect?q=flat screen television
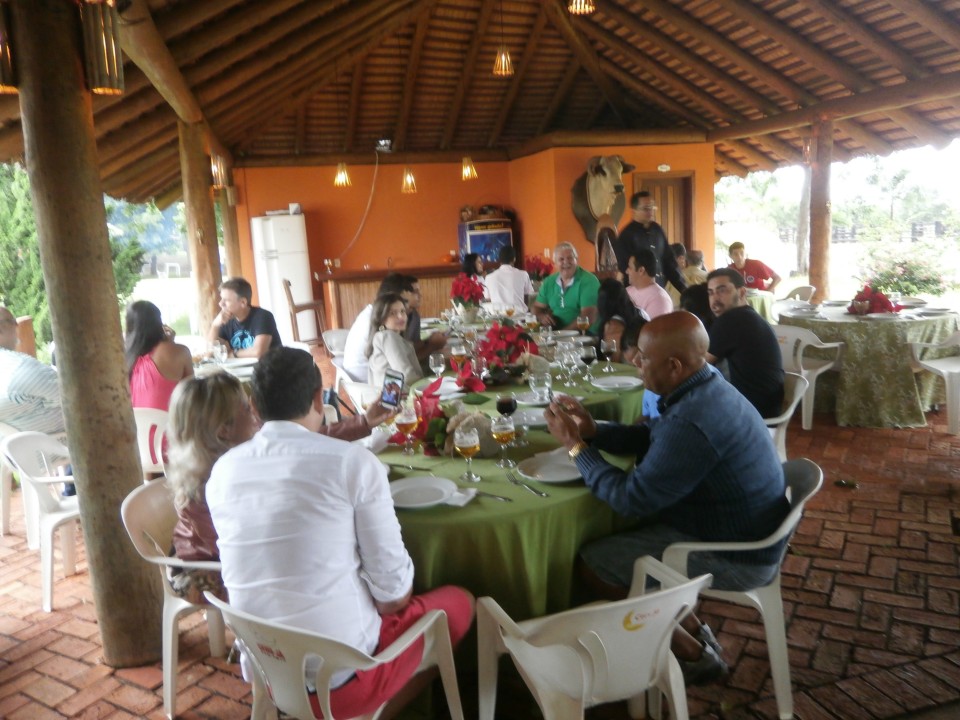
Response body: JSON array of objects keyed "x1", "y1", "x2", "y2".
[{"x1": 458, "y1": 219, "x2": 512, "y2": 264}]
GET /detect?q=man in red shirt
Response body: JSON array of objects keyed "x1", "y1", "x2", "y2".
[{"x1": 727, "y1": 242, "x2": 780, "y2": 292}]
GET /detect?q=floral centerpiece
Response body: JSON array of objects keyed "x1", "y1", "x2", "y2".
[
  {"x1": 450, "y1": 272, "x2": 485, "y2": 321},
  {"x1": 524, "y1": 255, "x2": 554, "y2": 282},
  {"x1": 848, "y1": 285, "x2": 897, "y2": 315},
  {"x1": 475, "y1": 320, "x2": 539, "y2": 383},
  {"x1": 386, "y1": 391, "x2": 449, "y2": 455}
]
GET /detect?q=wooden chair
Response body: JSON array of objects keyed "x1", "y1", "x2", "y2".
[{"x1": 282, "y1": 278, "x2": 326, "y2": 345}]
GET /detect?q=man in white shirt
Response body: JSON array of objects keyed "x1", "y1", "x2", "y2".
[
  {"x1": 484, "y1": 246, "x2": 533, "y2": 310},
  {"x1": 343, "y1": 274, "x2": 416, "y2": 381},
  {"x1": 0, "y1": 307, "x2": 65, "y2": 435},
  {"x1": 206, "y1": 347, "x2": 473, "y2": 718},
  {"x1": 625, "y1": 248, "x2": 674, "y2": 321}
]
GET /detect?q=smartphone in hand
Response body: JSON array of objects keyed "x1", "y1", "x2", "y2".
[{"x1": 380, "y1": 369, "x2": 405, "y2": 408}]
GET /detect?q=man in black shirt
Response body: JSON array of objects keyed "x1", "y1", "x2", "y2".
[
  {"x1": 614, "y1": 191, "x2": 687, "y2": 295},
  {"x1": 208, "y1": 277, "x2": 282, "y2": 359},
  {"x1": 706, "y1": 268, "x2": 784, "y2": 418}
]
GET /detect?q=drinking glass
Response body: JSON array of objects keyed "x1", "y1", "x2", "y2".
[
  {"x1": 600, "y1": 339, "x2": 618, "y2": 373},
  {"x1": 210, "y1": 343, "x2": 227, "y2": 364},
  {"x1": 496, "y1": 393, "x2": 518, "y2": 417},
  {"x1": 395, "y1": 402, "x2": 419, "y2": 457},
  {"x1": 450, "y1": 343, "x2": 468, "y2": 372},
  {"x1": 491, "y1": 415, "x2": 516, "y2": 468},
  {"x1": 560, "y1": 348, "x2": 580, "y2": 387},
  {"x1": 888, "y1": 291, "x2": 902, "y2": 308},
  {"x1": 576, "y1": 315, "x2": 590, "y2": 335},
  {"x1": 580, "y1": 345, "x2": 598, "y2": 380},
  {"x1": 454, "y1": 426, "x2": 481, "y2": 482},
  {"x1": 529, "y1": 372, "x2": 553, "y2": 403},
  {"x1": 429, "y1": 352, "x2": 446, "y2": 378}
]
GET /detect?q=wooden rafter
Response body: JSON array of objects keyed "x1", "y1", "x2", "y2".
[
  {"x1": 714, "y1": 149, "x2": 750, "y2": 178},
  {"x1": 725, "y1": 140, "x2": 778, "y2": 172},
  {"x1": 488, "y1": 8, "x2": 548, "y2": 147},
  {"x1": 883, "y1": 0, "x2": 960, "y2": 51},
  {"x1": 440, "y1": 0, "x2": 495, "y2": 150},
  {"x1": 543, "y1": 0, "x2": 633, "y2": 127},
  {"x1": 394, "y1": 8, "x2": 433, "y2": 152},
  {"x1": 345, "y1": 63, "x2": 364, "y2": 152},
  {"x1": 602, "y1": 60, "x2": 704, "y2": 130},
  {"x1": 537, "y1": 58, "x2": 580, "y2": 136},
  {"x1": 294, "y1": 105, "x2": 306, "y2": 155}
]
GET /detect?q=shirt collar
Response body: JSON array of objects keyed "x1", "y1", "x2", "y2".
[{"x1": 657, "y1": 363, "x2": 713, "y2": 414}]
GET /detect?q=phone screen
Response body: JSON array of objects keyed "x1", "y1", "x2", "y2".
[{"x1": 380, "y1": 370, "x2": 404, "y2": 408}]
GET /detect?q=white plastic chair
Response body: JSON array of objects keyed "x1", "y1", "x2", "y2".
[
  {"x1": 765, "y1": 372, "x2": 808, "y2": 462},
  {"x1": 341, "y1": 379, "x2": 380, "y2": 415},
  {"x1": 0, "y1": 432, "x2": 80, "y2": 612},
  {"x1": 204, "y1": 592, "x2": 466, "y2": 720},
  {"x1": 322, "y1": 403, "x2": 339, "y2": 425},
  {"x1": 662, "y1": 458, "x2": 824, "y2": 720},
  {"x1": 478, "y1": 556, "x2": 713, "y2": 720},
  {"x1": 774, "y1": 325, "x2": 843, "y2": 430},
  {"x1": 133, "y1": 407, "x2": 168, "y2": 478},
  {"x1": 784, "y1": 285, "x2": 815, "y2": 302},
  {"x1": 322, "y1": 329, "x2": 350, "y2": 358},
  {"x1": 910, "y1": 330, "x2": 960, "y2": 434},
  {"x1": 120, "y1": 479, "x2": 226, "y2": 720},
  {"x1": 0, "y1": 420, "x2": 18, "y2": 536}
]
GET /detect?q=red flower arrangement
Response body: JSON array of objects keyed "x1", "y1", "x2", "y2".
[
  {"x1": 476, "y1": 321, "x2": 539, "y2": 370},
  {"x1": 386, "y1": 392, "x2": 449, "y2": 455},
  {"x1": 848, "y1": 285, "x2": 897, "y2": 315},
  {"x1": 451, "y1": 272, "x2": 485, "y2": 307},
  {"x1": 524, "y1": 255, "x2": 554, "y2": 281}
]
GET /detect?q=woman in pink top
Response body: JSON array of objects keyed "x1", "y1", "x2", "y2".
[{"x1": 125, "y1": 300, "x2": 193, "y2": 410}]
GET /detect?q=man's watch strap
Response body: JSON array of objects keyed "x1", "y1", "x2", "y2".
[{"x1": 568, "y1": 441, "x2": 589, "y2": 460}]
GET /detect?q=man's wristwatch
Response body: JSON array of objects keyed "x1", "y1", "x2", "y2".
[{"x1": 568, "y1": 441, "x2": 588, "y2": 460}]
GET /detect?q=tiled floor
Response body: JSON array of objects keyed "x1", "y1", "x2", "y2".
[{"x1": 1, "y1": 393, "x2": 958, "y2": 718}]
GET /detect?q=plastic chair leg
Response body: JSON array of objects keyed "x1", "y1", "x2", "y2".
[
  {"x1": 944, "y1": 374, "x2": 959, "y2": 435},
  {"x1": 1, "y1": 462, "x2": 11, "y2": 535},
  {"x1": 22, "y1": 480, "x2": 40, "y2": 550},
  {"x1": 41, "y1": 525, "x2": 54, "y2": 612},
  {"x1": 477, "y1": 607, "x2": 501, "y2": 720},
  {"x1": 755, "y1": 580, "x2": 793, "y2": 720},
  {"x1": 250, "y1": 672, "x2": 278, "y2": 720},
  {"x1": 801, "y1": 376, "x2": 816, "y2": 431},
  {"x1": 162, "y1": 596, "x2": 185, "y2": 719},
  {"x1": 431, "y1": 620, "x2": 465, "y2": 720},
  {"x1": 59, "y1": 519, "x2": 77, "y2": 576},
  {"x1": 205, "y1": 608, "x2": 226, "y2": 657}
]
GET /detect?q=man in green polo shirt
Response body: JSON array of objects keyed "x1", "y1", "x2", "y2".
[{"x1": 532, "y1": 242, "x2": 600, "y2": 330}]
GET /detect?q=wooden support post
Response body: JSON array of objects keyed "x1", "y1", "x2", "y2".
[
  {"x1": 10, "y1": 0, "x2": 160, "y2": 665},
  {"x1": 178, "y1": 120, "x2": 222, "y2": 331},
  {"x1": 808, "y1": 121, "x2": 833, "y2": 303},
  {"x1": 219, "y1": 167, "x2": 242, "y2": 278}
]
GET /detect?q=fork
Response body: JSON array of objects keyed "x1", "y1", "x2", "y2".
[{"x1": 506, "y1": 471, "x2": 549, "y2": 497}]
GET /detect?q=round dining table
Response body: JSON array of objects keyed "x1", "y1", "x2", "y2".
[{"x1": 778, "y1": 305, "x2": 958, "y2": 428}]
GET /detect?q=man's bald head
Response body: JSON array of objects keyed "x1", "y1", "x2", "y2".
[
  {"x1": 0, "y1": 307, "x2": 19, "y2": 351},
  {"x1": 636, "y1": 311, "x2": 708, "y2": 395}
]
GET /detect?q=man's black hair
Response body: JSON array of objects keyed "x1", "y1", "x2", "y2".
[
  {"x1": 498, "y1": 246, "x2": 516, "y2": 264},
  {"x1": 220, "y1": 277, "x2": 253, "y2": 303},
  {"x1": 629, "y1": 247, "x2": 658, "y2": 277},
  {"x1": 378, "y1": 273, "x2": 416, "y2": 296},
  {"x1": 629, "y1": 190, "x2": 652, "y2": 209},
  {"x1": 251, "y1": 347, "x2": 321, "y2": 421},
  {"x1": 706, "y1": 267, "x2": 745, "y2": 288}
]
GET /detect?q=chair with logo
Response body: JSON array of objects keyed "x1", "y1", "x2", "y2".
[
  {"x1": 765, "y1": 372, "x2": 808, "y2": 462},
  {"x1": 133, "y1": 407, "x2": 168, "y2": 479},
  {"x1": 774, "y1": 325, "x2": 843, "y2": 430}
]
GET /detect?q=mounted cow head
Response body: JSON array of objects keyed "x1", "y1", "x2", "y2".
[{"x1": 571, "y1": 154, "x2": 636, "y2": 247}]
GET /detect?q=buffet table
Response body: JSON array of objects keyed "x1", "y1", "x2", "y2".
[{"x1": 779, "y1": 306, "x2": 958, "y2": 427}]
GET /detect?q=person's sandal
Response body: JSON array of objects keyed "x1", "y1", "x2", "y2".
[
  {"x1": 681, "y1": 641, "x2": 729, "y2": 686},
  {"x1": 697, "y1": 623, "x2": 723, "y2": 657}
]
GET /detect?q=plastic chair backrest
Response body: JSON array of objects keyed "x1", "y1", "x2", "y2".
[
  {"x1": 342, "y1": 380, "x2": 380, "y2": 412},
  {"x1": 133, "y1": 408, "x2": 168, "y2": 473},
  {"x1": 785, "y1": 286, "x2": 815, "y2": 302},
  {"x1": 322, "y1": 329, "x2": 350, "y2": 357},
  {"x1": 204, "y1": 593, "x2": 385, "y2": 720},
  {"x1": 1, "y1": 432, "x2": 71, "y2": 514},
  {"x1": 501, "y1": 573, "x2": 711, "y2": 704},
  {"x1": 322, "y1": 404, "x2": 339, "y2": 425},
  {"x1": 773, "y1": 325, "x2": 819, "y2": 373},
  {"x1": 773, "y1": 459, "x2": 824, "y2": 558},
  {"x1": 120, "y1": 478, "x2": 181, "y2": 566},
  {"x1": 767, "y1": 372, "x2": 807, "y2": 424}
]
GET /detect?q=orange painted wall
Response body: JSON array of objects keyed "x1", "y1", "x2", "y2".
[{"x1": 234, "y1": 143, "x2": 715, "y2": 299}]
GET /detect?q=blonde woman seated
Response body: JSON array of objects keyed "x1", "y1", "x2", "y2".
[
  {"x1": 166, "y1": 373, "x2": 258, "y2": 603},
  {"x1": 366, "y1": 292, "x2": 423, "y2": 390}
]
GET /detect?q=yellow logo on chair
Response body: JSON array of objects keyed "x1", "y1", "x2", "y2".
[{"x1": 622, "y1": 607, "x2": 659, "y2": 631}]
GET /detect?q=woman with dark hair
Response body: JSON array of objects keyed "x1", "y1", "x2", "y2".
[
  {"x1": 365, "y1": 292, "x2": 423, "y2": 389},
  {"x1": 596, "y1": 278, "x2": 642, "y2": 363},
  {"x1": 679, "y1": 283, "x2": 713, "y2": 330},
  {"x1": 125, "y1": 300, "x2": 193, "y2": 410},
  {"x1": 462, "y1": 252, "x2": 488, "y2": 298}
]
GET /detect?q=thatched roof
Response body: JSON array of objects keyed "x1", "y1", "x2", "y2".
[{"x1": 3, "y1": 0, "x2": 959, "y2": 203}]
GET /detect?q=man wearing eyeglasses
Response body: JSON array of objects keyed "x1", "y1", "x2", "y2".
[{"x1": 614, "y1": 191, "x2": 687, "y2": 296}]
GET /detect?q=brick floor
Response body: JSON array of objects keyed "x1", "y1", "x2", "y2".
[{"x1": 1, "y1": 365, "x2": 958, "y2": 718}]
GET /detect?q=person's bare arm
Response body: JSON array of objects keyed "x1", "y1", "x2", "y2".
[
  {"x1": 235, "y1": 334, "x2": 272, "y2": 359},
  {"x1": 767, "y1": 270, "x2": 781, "y2": 293},
  {"x1": 532, "y1": 301, "x2": 555, "y2": 327}
]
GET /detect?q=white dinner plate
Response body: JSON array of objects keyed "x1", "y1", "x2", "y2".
[
  {"x1": 420, "y1": 317, "x2": 441, "y2": 325},
  {"x1": 915, "y1": 308, "x2": 953, "y2": 317},
  {"x1": 553, "y1": 329, "x2": 580, "y2": 337},
  {"x1": 517, "y1": 454, "x2": 582, "y2": 483},
  {"x1": 898, "y1": 297, "x2": 927, "y2": 308},
  {"x1": 226, "y1": 365, "x2": 256, "y2": 379},
  {"x1": 390, "y1": 476, "x2": 457, "y2": 509},
  {"x1": 515, "y1": 391, "x2": 549, "y2": 406},
  {"x1": 222, "y1": 357, "x2": 259, "y2": 368},
  {"x1": 862, "y1": 312, "x2": 901, "y2": 321},
  {"x1": 822, "y1": 300, "x2": 848, "y2": 307},
  {"x1": 513, "y1": 408, "x2": 547, "y2": 427},
  {"x1": 572, "y1": 335, "x2": 597, "y2": 345},
  {"x1": 591, "y1": 376, "x2": 643, "y2": 391}
]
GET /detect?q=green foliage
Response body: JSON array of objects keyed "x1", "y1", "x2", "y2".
[
  {"x1": 0, "y1": 163, "x2": 146, "y2": 346},
  {"x1": 860, "y1": 241, "x2": 951, "y2": 296}
]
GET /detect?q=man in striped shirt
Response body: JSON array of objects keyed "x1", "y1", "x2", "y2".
[{"x1": 0, "y1": 307, "x2": 65, "y2": 435}]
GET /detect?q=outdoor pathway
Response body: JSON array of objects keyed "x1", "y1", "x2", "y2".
[{"x1": 1, "y1": 385, "x2": 958, "y2": 719}]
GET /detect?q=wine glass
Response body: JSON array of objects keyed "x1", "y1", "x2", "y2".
[
  {"x1": 529, "y1": 372, "x2": 553, "y2": 403},
  {"x1": 560, "y1": 347, "x2": 580, "y2": 387},
  {"x1": 496, "y1": 393, "x2": 518, "y2": 417},
  {"x1": 576, "y1": 315, "x2": 590, "y2": 336},
  {"x1": 429, "y1": 352, "x2": 446, "y2": 378},
  {"x1": 580, "y1": 345, "x2": 598, "y2": 380},
  {"x1": 450, "y1": 343, "x2": 468, "y2": 373},
  {"x1": 491, "y1": 415, "x2": 516, "y2": 468},
  {"x1": 212, "y1": 344, "x2": 228, "y2": 364},
  {"x1": 396, "y1": 402, "x2": 419, "y2": 457},
  {"x1": 600, "y1": 338, "x2": 618, "y2": 373},
  {"x1": 454, "y1": 426, "x2": 481, "y2": 482}
]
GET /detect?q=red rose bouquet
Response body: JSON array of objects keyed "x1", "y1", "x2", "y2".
[
  {"x1": 476, "y1": 320, "x2": 539, "y2": 370},
  {"x1": 848, "y1": 285, "x2": 897, "y2": 315},
  {"x1": 451, "y1": 272, "x2": 485, "y2": 308},
  {"x1": 524, "y1": 255, "x2": 554, "y2": 281}
]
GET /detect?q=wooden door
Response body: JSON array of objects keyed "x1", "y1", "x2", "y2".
[{"x1": 632, "y1": 175, "x2": 693, "y2": 249}]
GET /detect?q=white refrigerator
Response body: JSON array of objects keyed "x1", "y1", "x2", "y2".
[{"x1": 250, "y1": 213, "x2": 316, "y2": 344}]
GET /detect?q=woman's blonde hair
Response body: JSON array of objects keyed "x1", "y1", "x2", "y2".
[{"x1": 166, "y1": 373, "x2": 248, "y2": 510}]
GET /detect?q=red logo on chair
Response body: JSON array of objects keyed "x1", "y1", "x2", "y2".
[{"x1": 257, "y1": 643, "x2": 286, "y2": 662}]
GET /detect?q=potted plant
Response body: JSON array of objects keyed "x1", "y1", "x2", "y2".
[
  {"x1": 450, "y1": 272, "x2": 485, "y2": 322},
  {"x1": 475, "y1": 320, "x2": 540, "y2": 385}
]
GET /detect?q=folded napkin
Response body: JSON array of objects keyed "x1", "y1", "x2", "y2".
[
  {"x1": 354, "y1": 430, "x2": 390, "y2": 454},
  {"x1": 444, "y1": 488, "x2": 477, "y2": 506}
]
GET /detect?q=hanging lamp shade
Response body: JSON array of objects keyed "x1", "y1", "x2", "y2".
[
  {"x1": 567, "y1": 0, "x2": 596, "y2": 14},
  {"x1": 401, "y1": 167, "x2": 417, "y2": 194},
  {"x1": 81, "y1": 0, "x2": 124, "y2": 96},
  {"x1": 334, "y1": 162, "x2": 352, "y2": 188},
  {"x1": 210, "y1": 155, "x2": 227, "y2": 190},
  {"x1": 493, "y1": 46, "x2": 514, "y2": 77},
  {"x1": 461, "y1": 157, "x2": 478, "y2": 181},
  {"x1": 0, "y1": 4, "x2": 16, "y2": 94}
]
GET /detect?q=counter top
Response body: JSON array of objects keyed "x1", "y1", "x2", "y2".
[{"x1": 319, "y1": 264, "x2": 462, "y2": 282}]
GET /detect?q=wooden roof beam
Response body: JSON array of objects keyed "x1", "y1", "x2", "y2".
[
  {"x1": 724, "y1": 0, "x2": 951, "y2": 148},
  {"x1": 294, "y1": 105, "x2": 307, "y2": 156},
  {"x1": 440, "y1": 0, "x2": 495, "y2": 149},
  {"x1": 715, "y1": 150, "x2": 750, "y2": 178},
  {"x1": 152, "y1": 0, "x2": 246, "y2": 42},
  {"x1": 345, "y1": 63, "x2": 365, "y2": 152},
  {"x1": 235, "y1": 148, "x2": 509, "y2": 168},
  {"x1": 601, "y1": 59, "x2": 704, "y2": 130},
  {"x1": 537, "y1": 58, "x2": 580, "y2": 136},
  {"x1": 707, "y1": 69, "x2": 960, "y2": 141},
  {"x1": 488, "y1": 8, "x2": 548, "y2": 147},
  {"x1": 509, "y1": 128, "x2": 707, "y2": 159},
  {"x1": 873, "y1": 0, "x2": 960, "y2": 54},
  {"x1": 394, "y1": 8, "x2": 433, "y2": 152},
  {"x1": 724, "y1": 140, "x2": 778, "y2": 172},
  {"x1": 543, "y1": 0, "x2": 633, "y2": 127}
]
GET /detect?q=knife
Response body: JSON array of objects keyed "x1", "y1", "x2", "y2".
[
  {"x1": 507, "y1": 471, "x2": 549, "y2": 497},
  {"x1": 474, "y1": 490, "x2": 513, "y2": 502}
]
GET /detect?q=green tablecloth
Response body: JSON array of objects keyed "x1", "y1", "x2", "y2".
[
  {"x1": 382, "y1": 432, "x2": 634, "y2": 621},
  {"x1": 779, "y1": 309, "x2": 959, "y2": 427},
  {"x1": 746, "y1": 291, "x2": 775, "y2": 322}
]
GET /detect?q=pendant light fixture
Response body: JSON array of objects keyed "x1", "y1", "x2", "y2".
[
  {"x1": 81, "y1": 0, "x2": 124, "y2": 95},
  {"x1": 333, "y1": 62, "x2": 351, "y2": 188},
  {"x1": 567, "y1": 0, "x2": 596, "y2": 14},
  {"x1": 492, "y1": 0, "x2": 513, "y2": 77},
  {"x1": 210, "y1": 155, "x2": 227, "y2": 190},
  {"x1": 0, "y1": 2, "x2": 16, "y2": 94},
  {"x1": 401, "y1": 167, "x2": 417, "y2": 194},
  {"x1": 461, "y1": 157, "x2": 478, "y2": 181}
]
